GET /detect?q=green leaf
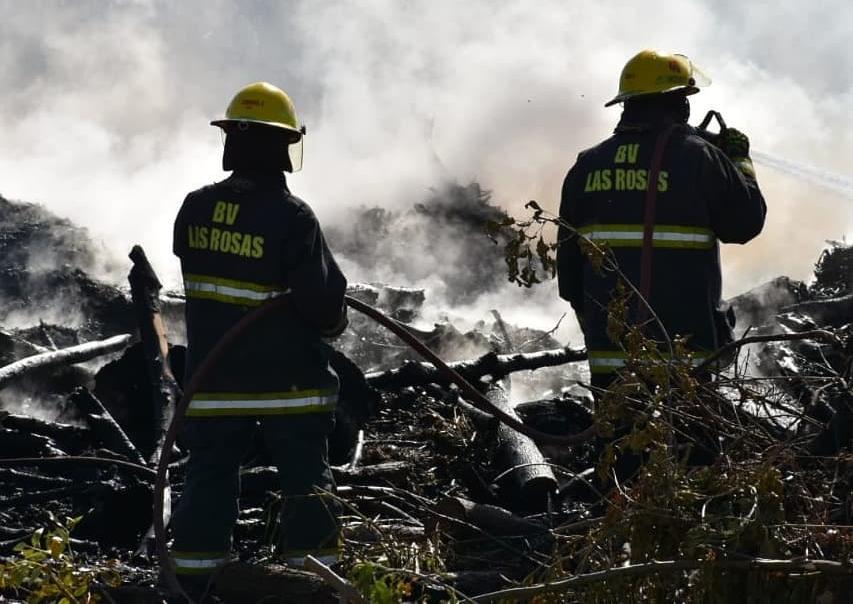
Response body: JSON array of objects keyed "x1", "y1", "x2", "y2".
[{"x1": 30, "y1": 529, "x2": 44, "y2": 548}]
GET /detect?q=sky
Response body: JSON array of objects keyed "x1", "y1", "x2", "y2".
[{"x1": 1, "y1": 0, "x2": 852, "y2": 337}]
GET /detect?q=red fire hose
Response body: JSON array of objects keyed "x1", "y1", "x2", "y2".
[{"x1": 155, "y1": 295, "x2": 595, "y2": 594}]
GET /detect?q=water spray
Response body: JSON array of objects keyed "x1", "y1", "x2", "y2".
[{"x1": 697, "y1": 110, "x2": 853, "y2": 199}]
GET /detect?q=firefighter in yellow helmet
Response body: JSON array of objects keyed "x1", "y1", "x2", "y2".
[
  {"x1": 169, "y1": 82, "x2": 347, "y2": 598},
  {"x1": 557, "y1": 50, "x2": 765, "y2": 388}
]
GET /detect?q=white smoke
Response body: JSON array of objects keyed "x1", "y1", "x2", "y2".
[{"x1": 1, "y1": 0, "x2": 852, "y2": 343}]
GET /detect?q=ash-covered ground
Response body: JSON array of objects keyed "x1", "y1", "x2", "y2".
[{"x1": 1, "y1": 188, "x2": 852, "y2": 602}]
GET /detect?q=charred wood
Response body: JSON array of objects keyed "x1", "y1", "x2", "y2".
[
  {"x1": 0, "y1": 333, "x2": 132, "y2": 391},
  {"x1": 240, "y1": 462, "x2": 411, "y2": 497},
  {"x1": 782, "y1": 294, "x2": 853, "y2": 326},
  {"x1": 0, "y1": 412, "x2": 90, "y2": 452},
  {"x1": 328, "y1": 349, "x2": 381, "y2": 466},
  {"x1": 335, "y1": 460, "x2": 410, "y2": 483},
  {"x1": 70, "y1": 387, "x2": 146, "y2": 466},
  {"x1": 212, "y1": 560, "x2": 336, "y2": 604},
  {"x1": 0, "y1": 428, "x2": 66, "y2": 457},
  {"x1": 128, "y1": 245, "x2": 178, "y2": 464},
  {"x1": 514, "y1": 398, "x2": 594, "y2": 437},
  {"x1": 0, "y1": 467, "x2": 72, "y2": 489},
  {"x1": 429, "y1": 496, "x2": 550, "y2": 540},
  {"x1": 1, "y1": 482, "x2": 99, "y2": 507},
  {"x1": 0, "y1": 525, "x2": 33, "y2": 540},
  {"x1": 486, "y1": 384, "x2": 557, "y2": 513},
  {"x1": 0, "y1": 331, "x2": 46, "y2": 366},
  {"x1": 347, "y1": 283, "x2": 426, "y2": 314},
  {"x1": 347, "y1": 522, "x2": 426, "y2": 543},
  {"x1": 729, "y1": 277, "x2": 807, "y2": 327},
  {"x1": 366, "y1": 346, "x2": 587, "y2": 390}
]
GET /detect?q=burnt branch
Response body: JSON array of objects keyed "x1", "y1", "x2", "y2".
[
  {"x1": 0, "y1": 334, "x2": 132, "y2": 391},
  {"x1": 366, "y1": 346, "x2": 587, "y2": 390}
]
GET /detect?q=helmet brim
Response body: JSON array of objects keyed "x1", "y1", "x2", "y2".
[
  {"x1": 211, "y1": 118, "x2": 304, "y2": 140},
  {"x1": 604, "y1": 85, "x2": 700, "y2": 107}
]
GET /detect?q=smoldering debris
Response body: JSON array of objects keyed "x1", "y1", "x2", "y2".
[
  {"x1": 328, "y1": 182, "x2": 514, "y2": 305},
  {"x1": 0, "y1": 195, "x2": 852, "y2": 602}
]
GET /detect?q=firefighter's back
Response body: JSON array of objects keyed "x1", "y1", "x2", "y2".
[
  {"x1": 174, "y1": 172, "x2": 340, "y2": 416},
  {"x1": 560, "y1": 124, "x2": 765, "y2": 375}
]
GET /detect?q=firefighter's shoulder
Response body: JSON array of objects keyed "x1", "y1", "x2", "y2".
[
  {"x1": 180, "y1": 178, "x2": 232, "y2": 209},
  {"x1": 280, "y1": 192, "x2": 321, "y2": 226},
  {"x1": 570, "y1": 135, "x2": 619, "y2": 169}
]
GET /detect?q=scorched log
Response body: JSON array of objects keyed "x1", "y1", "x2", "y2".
[
  {"x1": 70, "y1": 387, "x2": 146, "y2": 466},
  {"x1": 128, "y1": 245, "x2": 178, "y2": 464},
  {"x1": 486, "y1": 383, "x2": 557, "y2": 513},
  {"x1": 0, "y1": 334, "x2": 132, "y2": 391},
  {"x1": 366, "y1": 346, "x2": 587, "y2": 390}
]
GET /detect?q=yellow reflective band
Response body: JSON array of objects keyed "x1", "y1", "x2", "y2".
[
  {"x1": 171, "y1": 550, "x2": 229, "y2": 575},
  {"x1": 183, "y1": 273, "x2": 287, "y2": 306},
  {"x1": 588, "y1": 350, "x2": 710, "y2": 374},
  {"x1": 187, "y1": 389, "x2": 338, "y2": 416},
  {"x1": 283, "y1": 547, "x2": 340, "y2": 568},
  {"x1": 577, "y1": 224, "x2": 715, "y2": 249}
]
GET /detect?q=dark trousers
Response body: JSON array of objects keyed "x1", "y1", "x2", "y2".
[{"x1": 170, "y1": 412, "x2": 340, "y2": 574}]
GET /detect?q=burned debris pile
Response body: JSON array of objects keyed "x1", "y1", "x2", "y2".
[{"x1": 1, "y1": 194, "x2": 852, "y2": 602}]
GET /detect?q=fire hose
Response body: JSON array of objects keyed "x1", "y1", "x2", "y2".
[{"x1": 154, "y1": 294, "x2": 596, "y2": 593}]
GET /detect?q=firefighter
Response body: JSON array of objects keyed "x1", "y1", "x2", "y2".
[
  {"x1": 557, "y1": 50, "x2": 766, "y2": 389},
  {"x1": 169, "y1": 82, "x2": 348, "y2": 595}
]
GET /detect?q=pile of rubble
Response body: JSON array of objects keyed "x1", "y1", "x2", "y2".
[{"x1": 0, "y1": 191, "x2": 851, "y2": 602}]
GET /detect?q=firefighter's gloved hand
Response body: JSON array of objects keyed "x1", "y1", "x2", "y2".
[
  {"x1": 720, "y1": 128, "x2": 750, "y2": 159},
  {"x1": 720, "y1": 128, "x2": 756, "y2": 179}
]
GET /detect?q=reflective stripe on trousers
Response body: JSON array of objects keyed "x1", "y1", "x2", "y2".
[
  {"x1": 183, "y1": 272, "x2": 287, "y2": 306},
  {"x1": 187, "y1": 390, "x2": 338, "y2": 416},
  {"x1": 588, "y1": 351, "x2": 710, "y2": 374},
  {"x1": 171, "y1": 550, "x2": 230, "y2": 575},
  {"x1": 284, "y1": 547, "x2": 340, "y2": 568},
  {"x1": 578, "y1": 224, "x2": 715, "y2": 249}
]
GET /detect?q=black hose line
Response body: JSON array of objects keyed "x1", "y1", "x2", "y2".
[{"x1": 154, "y1": 295, "x2": 597, "y2": 593}]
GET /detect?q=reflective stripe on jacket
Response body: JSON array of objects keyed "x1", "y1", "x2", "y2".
[
  {"x1": 183, "y1": 273, "x2": 288, "y2": 306},
  {"x1": 578, "y1": 224, "x2": 715, "y2": 249}
]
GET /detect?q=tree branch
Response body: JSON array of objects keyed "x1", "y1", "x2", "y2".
[
  {"x1": 472, "y1": 558, "x2": 853, "y2": 603},
  {"x1": 693, "y1": 330, "x2": 843, "y2": 375},
  {"x1": 0, "y1": 333, "x2": 132, "y2": 390}
]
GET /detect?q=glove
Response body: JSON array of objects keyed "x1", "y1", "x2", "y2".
[
  {"x1": 719, "y1": 128, "x2": 755, "y2": 179},
  {"x1": 720, "y1": 128, "x2": 750, "y2": 159}
]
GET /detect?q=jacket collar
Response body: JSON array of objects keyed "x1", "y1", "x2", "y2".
[{"x1": 227, "y1": 170, "x2": 289, "y2": 192}]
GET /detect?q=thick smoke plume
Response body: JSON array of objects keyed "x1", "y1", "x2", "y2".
[{"x1": 2, "y1": 1, "x2": 852, "y2": 341}]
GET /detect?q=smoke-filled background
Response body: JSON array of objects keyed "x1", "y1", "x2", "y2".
[{"x1": 1, "y1": 0, "x2": 852, "y2": 339}]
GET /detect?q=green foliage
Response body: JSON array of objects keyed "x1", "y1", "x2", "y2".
[
  {"x1": 487, "y1": 202, "x2": 853, "y2": 602},
  {"x1": 0, "y1": 513, "x2": 120, "y2": 603},
  {"x1": 346, "y1": 533, "x2": 457, "y2": 603},
  {"x1": 486, "y1": 201, "x2": 559, "y2": 288},
  {"x1": 350, "y1": 561, "x2": 416, "y2": 604}
]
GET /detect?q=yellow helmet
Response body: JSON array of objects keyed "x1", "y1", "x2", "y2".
[
  {"x1": 605, "y1": 50, "x2": 710, "y2": 107},
  {"x1": 211, "y1": 82, "x2": 304, "y2": 135},
  {"x1": 212, "y1": 82, "x2": 306, "y2": 171}
]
